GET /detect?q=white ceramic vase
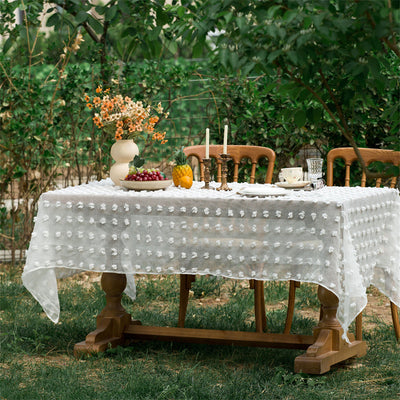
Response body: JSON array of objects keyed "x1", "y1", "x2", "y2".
[{"x1": 110, "y1": 139, "x2": 139, "y2": 186}]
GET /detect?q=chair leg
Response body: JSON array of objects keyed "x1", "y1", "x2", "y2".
[
  {"x1": 284, "y1": 280, "x2": 300, "y2": 334},
  {"x1": 178, "y1": 274, "x2": 195, "y2": 328},
  {"x1": 356, "y1": 302, "x2": 399, "y2": 342},
  {"x1": 390, "y1": 301, "x2": 400, "y2": 341},
  {"x1": 250, "y1": 280, "x2": 267, "y2": 332},
  {"x1": 355, "y1": 313, "x2": 363, "y2": 341}
]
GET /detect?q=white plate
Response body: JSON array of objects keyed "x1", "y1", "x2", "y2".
[
  {"x1": 275, "y1": 181, "x2": 311, "y2": 189},
  {"x1": 237, "y1": 186, "x2": 288, "y2": 197},
  {"x1": 120, "y1": 179, "x2": 172, "y2": 191}
]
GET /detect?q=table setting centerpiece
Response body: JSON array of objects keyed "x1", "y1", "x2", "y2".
[
  {"x1": 120, "y1": 155, "x2": 172, "y2": 191},
  {"x1": 85, "y1": 86, "x2": 168, "y2": 186}
]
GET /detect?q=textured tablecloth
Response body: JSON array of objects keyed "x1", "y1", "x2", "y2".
[{"x1": 22, "y1": 179, "x2": 400, "y2": 340}]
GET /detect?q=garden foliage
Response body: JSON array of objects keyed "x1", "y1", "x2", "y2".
[{"x1": 0, "y1": 0, "x2": 399, "y2": 263}]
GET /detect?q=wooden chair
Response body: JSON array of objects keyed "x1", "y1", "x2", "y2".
[
  {"x1": 178, "y1": 145, "x2": 276, "y2": 333},
  {"x1": 184, "y1": 145, "x2": 275, "y2": 184},
  {"x1": 286, "y1": 147, "x2": 400, "y2": 340}
]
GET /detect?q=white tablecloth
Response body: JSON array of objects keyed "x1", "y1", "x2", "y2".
[{"x1": 22, "y1": 179, "x2": 400, "y2": 340}]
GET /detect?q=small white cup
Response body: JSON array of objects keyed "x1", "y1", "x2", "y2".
[{"x1": 280, "y1": 167, "x2": 303, "y2": 184}]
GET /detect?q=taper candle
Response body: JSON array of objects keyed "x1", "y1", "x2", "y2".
[
  {"x1": 223, "y1": 125, "x2": 228, "y2": 154},
  {"x1": 205, "y1": 128, "x2": 210, "y2": 159}
]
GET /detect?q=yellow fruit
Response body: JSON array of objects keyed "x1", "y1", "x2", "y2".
[
  {"x1": 179, "y1": 175, "x2": 193, "y2": 189},
  {"x1": 172, "y1": 148, "x2": 193, "y2": 186},
  {"x1": 173, "y1": 164, "x2": 193, "y2": 186}
]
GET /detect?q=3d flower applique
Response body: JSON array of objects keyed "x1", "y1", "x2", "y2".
[{"x1": 311, "y1": 213, "x2": 317, "y2": 220}]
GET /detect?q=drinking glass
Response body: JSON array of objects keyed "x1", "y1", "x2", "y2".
[{"x1": 306, "y1": 158, "x2": 323, "y2": 182}]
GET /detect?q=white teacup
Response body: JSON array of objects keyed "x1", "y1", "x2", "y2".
[{"x1": 280, "y1": 167, "x2": 303, "y2": 184}]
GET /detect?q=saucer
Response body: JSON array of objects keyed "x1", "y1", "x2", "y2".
[{"x1": 275, "y1": 181, "x2": 311, "y2": 189}]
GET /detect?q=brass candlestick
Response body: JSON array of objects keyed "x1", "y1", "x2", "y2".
[
  {"x1": 217, "y1": 154, "x2": 232, "y2": 191},
  {"x1": 202, "y1": 158, "x2": 213, "y2": 189}
]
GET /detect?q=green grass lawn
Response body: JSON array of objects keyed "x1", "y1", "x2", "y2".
[{"x1": 1, "y1": 265, "x2": 399, "y2": 400}]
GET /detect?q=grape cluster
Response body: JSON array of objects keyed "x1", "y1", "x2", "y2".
[{"x1": 125, "y1": 167, "x2": 167, "y2": 181}]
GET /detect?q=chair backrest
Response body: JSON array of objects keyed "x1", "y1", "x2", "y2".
[
  {"x1": 326, "y1": 147, "x2": 400, "y2": 188},
  {"x1": 183, "y1": 145, "x2": 276, "y2": 184}
]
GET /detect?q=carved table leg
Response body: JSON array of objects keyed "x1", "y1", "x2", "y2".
[
  {"x1": 74, "y1": 272, "x2": 140, "y2": 356},
  {"x1": 294, "y1": 285, "x2": 367, "y2": 374}
]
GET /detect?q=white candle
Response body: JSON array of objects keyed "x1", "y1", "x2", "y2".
[
  {"x1": 223, "y1": 125, "x2": 228, "y2": 154},
  {"x1": 205, "y1": 128, "x2": 210, "y2": 159}
]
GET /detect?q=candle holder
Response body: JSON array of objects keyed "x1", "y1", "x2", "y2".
[
  {"x1": 201, "y1": 158, "x2": 213, "y2": 190},
  {"x1": 217, "y1": 154, "x2": 232, "y2": 191}
]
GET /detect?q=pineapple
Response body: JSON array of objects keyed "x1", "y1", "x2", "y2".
[{"x1": 172, "y1": 148, "x2": 193, "y2": 186}]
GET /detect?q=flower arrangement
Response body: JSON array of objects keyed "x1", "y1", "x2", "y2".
[{"x1": 85, "y1": 86, "x2": 168, "y2": 143}]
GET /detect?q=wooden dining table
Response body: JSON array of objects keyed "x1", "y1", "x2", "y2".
[{"x1": 22, "y1": 179, "x2": 400, "y2": 374}]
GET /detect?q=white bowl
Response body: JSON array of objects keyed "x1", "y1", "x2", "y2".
[{"x1": 120, "y1": 179, "x2": 172, "y2": 191}]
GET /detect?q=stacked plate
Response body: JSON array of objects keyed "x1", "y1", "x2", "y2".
[{"x1": 237, "y1": 185, "x2": 288, "y2": 197}]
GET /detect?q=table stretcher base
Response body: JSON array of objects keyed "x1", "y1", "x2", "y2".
[{"x1": 73, "y1": 272, "x2": 367, "y2": 374}]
